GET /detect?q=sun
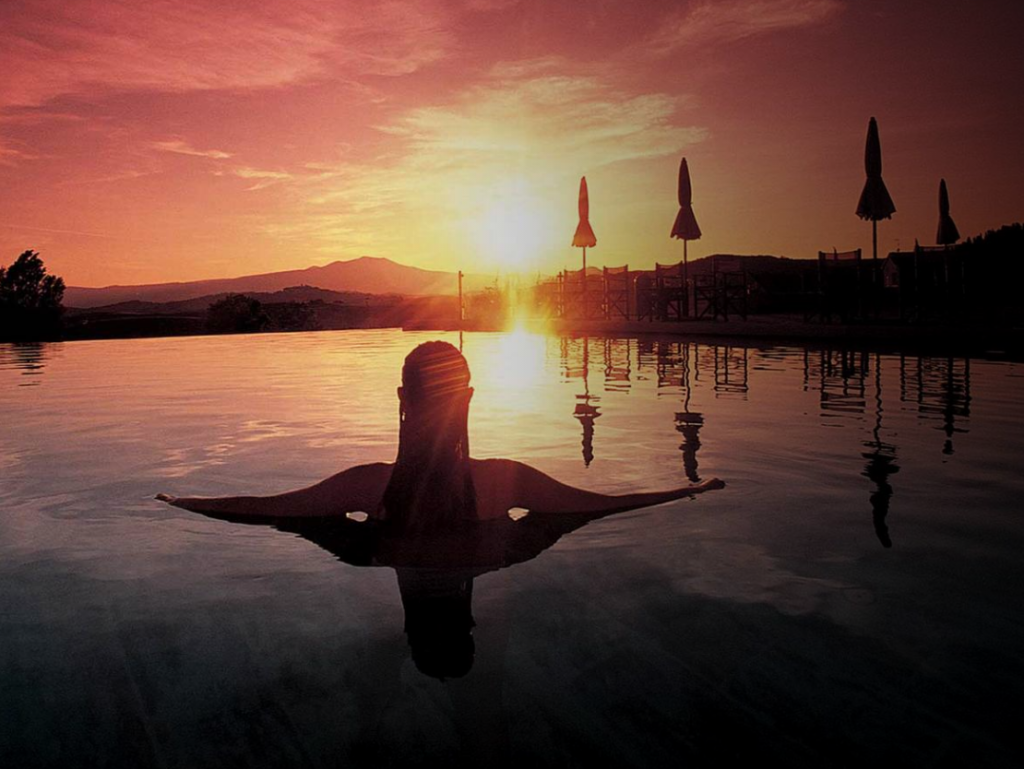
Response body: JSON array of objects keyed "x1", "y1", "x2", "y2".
[{"x1": 465, "y1": 179, "x2": 558, "y2": 272}]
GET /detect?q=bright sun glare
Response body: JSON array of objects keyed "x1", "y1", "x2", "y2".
[
  {"x1": 466, "y1": 179, "x2": 558, "y2": 272},
  {"x1": 470, "y1": 325, "x2": 548, "y2": 408}
]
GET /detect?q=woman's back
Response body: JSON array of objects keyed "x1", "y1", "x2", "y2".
[{"x1": 371, "y1": 459, "x2": 542, "y2": 523}]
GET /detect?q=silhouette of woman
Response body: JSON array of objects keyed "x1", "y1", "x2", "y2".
[
  {"x1": 157, "y1": 340, "x2": 723, "y2": 524},
  {"x1": 158, "y1": 341, "x2": 724, "y2": 678}
]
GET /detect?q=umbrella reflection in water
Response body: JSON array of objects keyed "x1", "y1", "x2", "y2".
[
  {"x1": 572, "y1": 337, "x2": 600, "y2": 467},
  {"x1": 861, "y1": 354, "x2": 898, "y2": 548},
  {"x1": 672, "y1": 342, "x2": 704, "y2": 483}
]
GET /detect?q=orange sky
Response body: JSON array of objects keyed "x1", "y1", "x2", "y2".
[{"x1": 2, "y1": 0, "x2": 1022, "y2": 287}]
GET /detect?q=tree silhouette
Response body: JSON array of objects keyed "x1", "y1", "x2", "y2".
[
  {"x1": 0, "y1": 250, "x2": 65, "y2": 341},
  {"x1": 206, "y1": 294, "x2": 270, "y2": 334},
  {"x1": 264, "y1": 301, "x2": 319, "y2": 332}
]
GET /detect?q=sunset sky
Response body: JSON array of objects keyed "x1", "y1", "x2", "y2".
[{"x1": 2, "y1": 0, "x2": 1022, "y2": 287}]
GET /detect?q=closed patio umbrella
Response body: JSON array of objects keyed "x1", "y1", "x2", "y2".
[
  {"x1": 856, "y1": 117, "x2": 896, "y2": 261},
  {"x1": 670, "y1": 157, "x2": 702, "y2": 286},
  {"x1": 572, "y1": 176, "x2": 597, "y2": 266},
  {"x1": 572, "y1": 176, "x2": 596, "y2": 318},
  {"x1": 936, "y1": 178, "x2": 960, "y2": 245}
]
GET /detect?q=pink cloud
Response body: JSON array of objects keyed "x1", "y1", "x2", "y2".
[
  {"x1": 648, "y1": 0, "x2": 843, "y2": 54},
  {"x1": 464, "y1": 0, "x2": 523, "y2": 11},
  {"x1": 252, "y1": 66, "x2": 707, "y2": 267},
  {"x1": 0, "y1": 0, "x2": 455, "y2": 108},
  {"x1": 383, "y1": 73, "x2": 702, "y2": 168},
  {"x1": 152, "y1": 139, "x2": 232, "y2": 159},
  {"x1": 0, "y1": 141, "x2": 38, "y2": 166},
  {"x1": 232, "y1": 166, "x2": 294, "y2": 191}
]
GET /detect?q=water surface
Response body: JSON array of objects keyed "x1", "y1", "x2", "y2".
[{"x1": 1, "y1": 330, "x2": 1021, "y2": 767}]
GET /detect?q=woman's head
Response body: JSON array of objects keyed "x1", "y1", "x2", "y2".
[
  {"x1": 383, "y1": 341, "x2": 477, "y2": 530},
  {"x1": 398, "y1": 340, "x2": 472, "y2": 416}
]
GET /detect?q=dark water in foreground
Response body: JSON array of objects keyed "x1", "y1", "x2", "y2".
[{"x1": 1, "y1": 330, "x2": 1022, "y2": 767}]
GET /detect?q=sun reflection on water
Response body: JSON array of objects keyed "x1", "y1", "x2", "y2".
[{"x1": 467, "y1": 324, "x2": 548, "y2": 410}]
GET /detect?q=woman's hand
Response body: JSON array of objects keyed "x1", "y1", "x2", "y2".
[{"x1": 505, "y1": 459, "x2": 725, "y2": 515}]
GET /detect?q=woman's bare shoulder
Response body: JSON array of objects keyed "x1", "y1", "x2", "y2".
[
  {"x1": 333, "y1": 461, "x2": 393, "y2": 504},
  {"x1": 469, "y1": 458, "x2": 536, "y2": 488},
  {"x1": 469, "y1": 457, "x2": 521, "y2": 473},
  {"x1": 468, "y1": 458, "x2": 523, "y2": 519},
  {"x1": 341, "y1": 461, "x2": 394, "y2": 480},
  {"x1": 302, "y1": 461, "x2": 394, "y2": 515}
]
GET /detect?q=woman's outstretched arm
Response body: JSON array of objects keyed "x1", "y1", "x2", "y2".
[
  {"x1": 157, "y1": 462, "x2": 392, "y2": 518},
  {"x1": 506, "y1": 460, "x2": 724, "y2": 516}
]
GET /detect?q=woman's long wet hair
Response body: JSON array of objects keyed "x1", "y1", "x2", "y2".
[{"x1": 381, "y1": 341, "x2": 477, "y2": 531}]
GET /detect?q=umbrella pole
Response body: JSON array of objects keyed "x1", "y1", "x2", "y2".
[
  {"x1": 682, "y1": 240, "x2": 690, "y2": 317},
  {"x1": 684, "y1": 240, "x2": 690, "y2": 317},
  {"x1": 582, "y1": 246, "x2": 587, "y2": 319},
  {"x1": 871, "y1": 220, "x2": 878, "y2": 318}
]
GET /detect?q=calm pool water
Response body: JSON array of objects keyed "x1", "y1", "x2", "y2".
[{"x1": 1, "y1": 329, "x2": 1022, "y2": 767}]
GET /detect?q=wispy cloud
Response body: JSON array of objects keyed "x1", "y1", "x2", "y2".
[
  {"x1": 0, "y1": 107, "x2": 89, "y2": 125},
  {"x1": 0, "y1": 141, "x2": 38, "y2": 166},
  {"x1": 487, "y1": 57, "x2": 570, "y2": 80},
  {"x1": 464, "y1": 0, "x2": 523, "y2": 12},
  {"x1": 152, "y1": 139, "x2": 232, "y2": 159},
  {"x1": 260, "y1": 69, "x2": 705, "y2": 264},
  {"x1": 331, "y1": 2, "x2": 454, "y2": 77},
  {"x1": 231, "y1": 167, "x2": 294, "y2": 191},
  {"x1": 376, "y1": 73, "x2": 701, "y2": 174},
  {"x1": 0, "y1": 222, "x2": 115, "y2": 239},
  {"x1": 232, "y1": 168, "x2": 293, "y2": 180},
  {"x1": 0, "y1": 0, "x2": 455, "y2": 108},
  {"x1": 65, "y1": 168, "x2": 157, "y2": 186},
  {"x1": 648, "y1": 0, "x2": 842, "y2": 54},
  {"x1": 154, "y1": 144, "x2": 299, "y2": 189}
]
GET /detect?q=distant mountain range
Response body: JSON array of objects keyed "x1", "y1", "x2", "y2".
[
  {"x1": 63, "y1": 253, "x2": 818, "y2": 311},
  {"x1": 64, "y1": 256, "x2": 493, "y2": 309}
]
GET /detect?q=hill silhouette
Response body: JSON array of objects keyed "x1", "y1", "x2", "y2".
[{"x1": 64, "y1": 256, "x2": 491, "y2": 309}]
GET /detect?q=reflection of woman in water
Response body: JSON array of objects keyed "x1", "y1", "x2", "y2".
[
  {"x1": 159, "y1": 341, "x2": 724, "y2": 679},
  {"x1": 158, "y1": 341, "x2": 724, "y2": 524}
]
